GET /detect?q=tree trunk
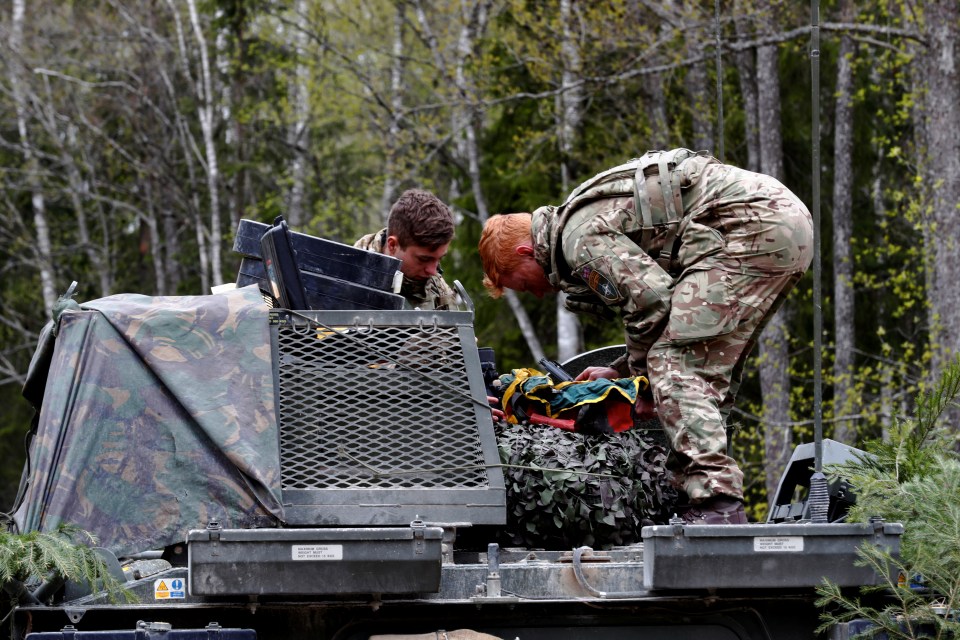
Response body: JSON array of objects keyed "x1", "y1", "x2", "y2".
[
  {"x1": 642, "y1": 73, "x2": 669, "y2": 149},
  {"x1": 831, "y1": 0, "x2": 856, "y2": 444},
  {"x1": 733, "y1": 1, "x2": 760, "y2": 172},
  {"x1": 556, "y1": 0, "x2": 583, "y2": 362},
  {"x1": 755, "y1": 25, "x2": 792, "y2": 504},
  {"x1": 922, "y1": 1, "x2": 960, "y2": 433},
  {"x1": 166, "y1": 0, "x2": 209, "y2": 292},
  {"x1": 187, "y1": 0, "x2": 224, "y2": 287},
  {"x1": 9, "y1": 0, "x2": 57, "y2": 318},
  {"x1": 379, "y1": 1, "x2": 405, "y2": 224},
  {"x1": 286, "y1": 0, "x2": 311, "y2": 229},
  {"x1": 144, "y1": 180, "x2": 166, "y2": 295},
  {"x1": 685, "y1": 56, "x2": 714, "y2": 153}
]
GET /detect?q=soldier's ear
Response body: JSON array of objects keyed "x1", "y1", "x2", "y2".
[
  {"x1": 385, "y1": 235, "x2": 401, "y2": 255},
  {"x1": 516, "y1": 244, "x2": 535, "y2": 257}
]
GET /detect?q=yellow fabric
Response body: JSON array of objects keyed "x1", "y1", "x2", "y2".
[{"x1": 500, "y1": 368, "x2": 647, "y2": 420}]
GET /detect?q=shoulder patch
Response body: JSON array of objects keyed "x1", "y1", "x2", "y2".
[{"x1": 579, "y1": 266, "x2": 620, "y2": 302}]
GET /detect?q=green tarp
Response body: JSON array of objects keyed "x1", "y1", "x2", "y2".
[{"x1": 13, "y1": 286, "x2": 282, "y2": 557}]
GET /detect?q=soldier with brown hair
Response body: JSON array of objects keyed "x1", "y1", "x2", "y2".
[
  {"x1": 355, "y1": 189, "x2": 458, "y2": 310},
  {"x1": 479, "y1": 149, "x2": 813, "y2": 524}
]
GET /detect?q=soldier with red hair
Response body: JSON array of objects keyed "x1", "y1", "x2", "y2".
[{"x1": 479, "y1": 149, "x2": 813, "y2": 524}]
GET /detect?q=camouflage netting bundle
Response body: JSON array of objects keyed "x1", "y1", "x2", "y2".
[{"x1": 495, "y1": 422, "x2": 677, "y2": 550}]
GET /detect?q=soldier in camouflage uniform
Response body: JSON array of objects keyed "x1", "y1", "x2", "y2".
[
  {"x1": 479, "y1": 150, "x2": 813, "y2": 524},
  {"x1": 355, "y1": 189, "x2": 459, "y2": 310}
]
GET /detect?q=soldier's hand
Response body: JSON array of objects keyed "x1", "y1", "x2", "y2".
[{"x1": 574, "y1": 366, "x2": 620, "y2": 382}]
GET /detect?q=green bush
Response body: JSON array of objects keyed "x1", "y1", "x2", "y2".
[
  {"x1": 1, "y1": 524, "x2": 135, "y2": 634},
  {"x1": 817, "y1": 354, "x2": 960, "y2": 639}
]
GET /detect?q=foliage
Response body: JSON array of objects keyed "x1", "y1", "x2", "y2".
[
  {"x1": 495, "y1": 422, "x2": 677, "y2": 550},
  {"x1": 816, "y1": 354, "x2": 960, "y2": 638},
  {"x1": 0, "y1": 523, "x2": 135, "y2": 631}
]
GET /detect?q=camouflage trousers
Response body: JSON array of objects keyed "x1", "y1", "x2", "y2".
[{"x1": 646, "y1": 263, "x2": 806, "y2": 504}]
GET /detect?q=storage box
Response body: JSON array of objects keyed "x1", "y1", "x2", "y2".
[
  {"x1": 235, "y1": 256, "x2": 268, "y2": 291},
  {"x1": 642, "y1": 521, "x2": 903, "y2": 590},
  {"x1": 188, "y1": 525, "x2": 443, "y2": 596},
  {"x1": 236, "y1": 258, "x2": 404, "y2": 311},
  {"x1": 233, "y1": 219, "x2": 401, "y2": 292},
  {"x1": 26, "y1": 622, "x2": 255, "y2": 639},
  {"x1": 259, "y1": 217, "x2": 307, "y2": 309},
  {"x1": 300, "y1": 269, "x2": 405, "y2": 310}
]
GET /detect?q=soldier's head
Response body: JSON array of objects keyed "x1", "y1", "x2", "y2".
[
  {"x1": 479, "y1": 213, "x2": 555, "y2": 299},
  {"x1": 385, "y1": 189, "x2": 455, "y2": 281}
]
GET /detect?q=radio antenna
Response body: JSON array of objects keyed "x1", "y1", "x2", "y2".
[
  {"x1": 714, "y1": 0, "x2": 725, "y2": 160},
  {"x1": 807, "y1": 0, "x2": 830, "y2": 524}
]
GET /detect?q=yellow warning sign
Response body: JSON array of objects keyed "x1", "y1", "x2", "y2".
[{"x1": 154, "y1": 578, "x2": 186, "y2": 600}]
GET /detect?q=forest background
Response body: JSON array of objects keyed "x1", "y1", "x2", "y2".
[{"x1": 1, "y1": 0, "x2": 958, "y2": 520}]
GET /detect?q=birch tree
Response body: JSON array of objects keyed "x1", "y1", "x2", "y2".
[
  {"x1": 8, "y1": 0, "x2": 57, "y2": 318},
  {"x1": 186, "y1": 0, "x2": 225, "y2": 288},
  {"x1": 555, "y1": 0, "x2": 583, "y2": 362}
]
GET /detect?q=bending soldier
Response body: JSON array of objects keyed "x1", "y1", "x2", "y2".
[{"x1": 478, "y1": 149, "x2": 813, "y2": 524}]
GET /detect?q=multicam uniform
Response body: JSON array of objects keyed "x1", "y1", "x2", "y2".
[
  {"x1": 531, "y1": 149, "x2": 813, "y2": 503},
  {"x1": 354, "y1": 229, "x2": 458, "y2": 310}
]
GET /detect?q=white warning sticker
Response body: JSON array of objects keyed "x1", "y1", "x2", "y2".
[
  {"x1": 292, "y1": 544, "x2": 343, "y2": 561},
  {"x1": 753, "y1": 536, "x2": 804, "y2": 553},
  {"x1": 154, "y1": 577, "x2": 186, "y2": 599}
]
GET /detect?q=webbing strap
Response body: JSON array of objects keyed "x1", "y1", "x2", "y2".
[
  {"x1": 633, "y1": 162, "x2": 655, "y2": 231},
  {"x1": 656, "y1": 154, "x2": 681, "y2": 269}
]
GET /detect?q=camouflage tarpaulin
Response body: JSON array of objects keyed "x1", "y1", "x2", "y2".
[{"x1": 13, "y1": 285, "x2": 282, "y2": 556}]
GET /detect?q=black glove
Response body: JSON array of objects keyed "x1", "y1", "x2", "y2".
[{"x1": 563, "y1": 291, "x2": 616, "y2": 320}]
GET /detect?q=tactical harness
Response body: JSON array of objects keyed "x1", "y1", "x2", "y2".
[{"x1": 553, "y1": 148, "x2": 708, "y2": 274}]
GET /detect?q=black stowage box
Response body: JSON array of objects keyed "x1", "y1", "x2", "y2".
[
  {"x1": 26, "y1": 622, "x2": 256, "y2": 639},
  {"x1": 188, "y1": 527, "x2": 443, "y2": 595},
  {"x1": 233, "y1": 219, "x2": 401, "y2": 292},
  {"x1": 235, "y1": 256, "x2": 268, "y2": 291},
  {"x1": 237, "y1": 250, "x2": 405, "y2": 311},
  {"x1": 259, "y1": 217, "x2": 307, "y2": 310},
  {"x1": 301, "y1": 269, "x2": 405, "y2": 310}
]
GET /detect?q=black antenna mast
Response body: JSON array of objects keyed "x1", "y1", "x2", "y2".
[
  {"x1": 714, "y1": 0, "x2": 724, "y2": 160},
  {"x1": 807, "y1": 0, "x2": 830, "y2": 524}
]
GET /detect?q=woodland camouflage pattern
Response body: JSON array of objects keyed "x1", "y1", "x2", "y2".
[
  {"x1": 531, "y1": 151, "x2": 813, "y2": 503},
  {"x1": 354, "y1": 229, "x2": 458, "y2": 310},
  {"x1": 14, "y1": 286, "x2": 282, "y2": 556}
]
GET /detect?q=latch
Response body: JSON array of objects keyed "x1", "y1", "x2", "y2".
[
  {"x1": 411, "y1": 518, "x2": 425, "y2": 554},
  {"x1": 206, "y1": 519, "x2": 222, "y2": 542}
]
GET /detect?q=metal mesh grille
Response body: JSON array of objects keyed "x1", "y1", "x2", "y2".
[{"x1": 276, "y1": 317, "x2": 489, "y2": 490}]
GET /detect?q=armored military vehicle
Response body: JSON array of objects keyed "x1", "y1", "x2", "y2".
[{"x1": 3, "y1": 255, "x2": 903, "y2": 640}]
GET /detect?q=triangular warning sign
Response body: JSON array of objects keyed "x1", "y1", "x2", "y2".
[{"x1": 156, "y1": 580, "x2": 169, "y2": 592}]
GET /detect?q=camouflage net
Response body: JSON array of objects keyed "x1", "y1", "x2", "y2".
[{"x1": 495, "y1": 421, "x2": 677, "y2": 550}]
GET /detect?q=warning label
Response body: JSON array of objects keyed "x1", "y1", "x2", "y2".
[
  {"x1": 292, "y1": 544, "x2": 343, "y2": 561},
  {"x1": 753, "y1": 536, "x2": 804, "y2": 553},
  {"x1": 154, "y1": 577, "x2": 186, "y2": 599}
]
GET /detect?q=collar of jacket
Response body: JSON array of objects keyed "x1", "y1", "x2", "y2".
[{"x1": 530, "y1": 206, "x2": 561, "y2": 286}]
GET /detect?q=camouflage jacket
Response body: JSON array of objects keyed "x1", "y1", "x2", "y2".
[
  {"x1": 354, "y1": 228, "x2": 458, "y2": 310},
  {"x1": 531, "y1": 150, "x2": 813, "y2": 374}
]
